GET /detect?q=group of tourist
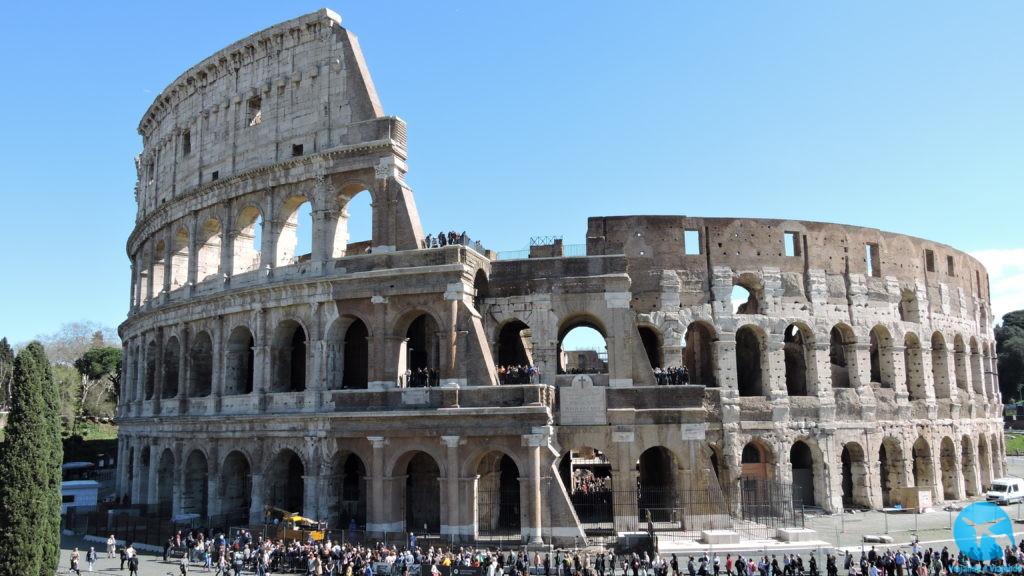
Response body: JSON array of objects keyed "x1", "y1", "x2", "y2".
[
  {"x1": 652, "y1": 366, "x2": 689, "y2": 386},
  {"x1": 402, "y1": 367, "x2": 440, "y2": 388},
  {"x1": 497, "y1": 365, "x2": 539, "y2": 384},
  {"x1": 572, "y1": 475, "x2": 611, "y2": 495},
  {"x1": 425, "y1": 231, "x2": 469, "y2": 249},
  {"x1": 847, "y1": 543, "x2": 1024, "y2": 576}
]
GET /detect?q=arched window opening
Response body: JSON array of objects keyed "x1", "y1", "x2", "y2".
[
  {"x1": 221, "y1": 452, "x2": 252, "y2": 525},
  {"x1": 735, "y1": 326, "x2": 763, "y2": 396},
  {"x1": 196, "y1": 218, "x2": 222, "y2": 282},
  {"x1": 790, "y1": 442, "x2": 815, "y2": 507},
  {"x1": 225, "y1": 327, "x2": 255, "y2": 395},
  {"x1": 961, "y1": 436, "x2": 979, "y2": 497},
  {"x1": 405, "y1": 452, "x2": 441, "y2": 533},
  {"x1": 829, "y1": 326, "x2": 852, "y2": 389},
  {"x1": 403, "y1": 314, "x2": 440, "y2": 387},
  {"x1": 879, "y1": 440, "x2": 904, "y2": 507},
  {"x1": 151, "y1": 241, "x2": 166, "y2": 298},
  {"x1": 638, "y1": 326, "x2": 662, "y2": 372},
  {"x1": 232, "y1": 206, "x2": 262, "y2": 274},
  {"x1": 954, "y1": 335, "x2": 969, "y2": 392},
  {"x1": 332, "y1": 189, "x2": 373, "y2": 258},
  {"x1": 171, "y1": 228, "x2": 189, "y2": 289},
  {"x1": 939, "y1": 437, "x2": 958, "y2": 500},
  {"x1": 931, "y1": 332, "x2": 950, "y2": 399},
  {"x1": 912, "y1": 437, "x2": 934, "y2": 489},
  {"x1": 331, "y1": 453, "x2": 366, "y2": 529},
  {"x1": 145, "y1": 341, "x2": 158, "y2": 400},
  {"x1": 898, "y1": 290, "x2": 920, "y2": 323},
  {"x1": 476, "y1": 453, "x2": 521, "y2": 538},
  {"x1": 342, "y1": 320, "x2": 369, "y2": 389},
  {"x1": 189, "y1": 331, "x2": 214, "y2": 397},
  {"x1": 267, "y1": 450, "x2": 305, "y2": 515},
  {"x1": 558, "y1": 322, "x2": 607, "y2": 375},
  {"x1": 840, "y1": 443, "x2": 869, "y2": 509},
  {"x1": 638, "y1": 447, "x2": 677, "y2": 523},
  {"x1": 731, "y1": 284, "x2": 759, "y2": 315},
  {"x1": 272, "y1": 322, "x2": 307, "y2": 393},
  {"x1": 276, "y1": 195, "x2": 312, "y2": 266},
  {"x1": 162, "y1": 337, "x2": 180, "y2": 399},
  {"x1": 904, "y1": 333, "x2": 926, "y2": 400},
  {"x1": 497, "y1": 321, "x2": 533, "y2": 383},
  {"x1": 156, "y1": 450, "x2": 174, "y2": 518},
  {"x1": 684, "y1": 322, "x2": 715, "y2": 386},
  {"x1": 740, "y1": 442, "x2": 768, "y2": 479},
  {"x1": 869, "y1": 326, "x2": 894, "y2": 388},
  {"x1": 473, "y1": 270, "x2": 489, "y2": 314},
  {"x1": 784, "y1": 324, "x2": 810, "y2": 396},
  {"x1": 559, "y1": 447, "x2": 613, "y2": 526},
  {"x1": 182, "y1": 450, "x2": 209, "y2": 516}
]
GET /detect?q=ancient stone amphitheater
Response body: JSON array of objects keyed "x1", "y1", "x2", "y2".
[{"x1": 116, "y1": 9, "x2": 1004, "y2": 546}]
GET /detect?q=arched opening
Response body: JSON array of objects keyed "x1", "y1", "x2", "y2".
[
  {"x1": 276, "y1": 195, "x2": 312, "y2": 266},
  {"x1": 684, "y1": 322, "x2": 715, "y2": 386},
  {"x1": 939, "y1": 437, "x2": 958, "y2": 500},
  {"x1": 156, "y1": 449, "x2": 174, "y2": 518},
  {"x1": 869, "y1": 326, "x2": 894, "y2": 388},
  {"x1": 735, "y1": 325, "x2": 764, "y2": 396},
  {"x1": 162, "y1": 337, "x2": 180, "y2": 399},
  {"x1": 559, "y1": 447, "x2": 613, "y2": 527},
  {"x1": 931, "y1": 332, "x2": 950, "y2": 399},
  {"x1": 145, "y1": 340, "x2": 158, "y2": 400},
  {"x1": 189, "y1": 331, "x2": 213, "y2": 397},
  {"x1": 267, "y1": 450, "x2": 305, "y2": 515},
  {"x1": 879, "y1": 439, "x2": 905, "y2": 507},
  {"x1": 171, "y1": 228, "x2": 189, "y2": 289},
  {"x1": 912, "y1": 437, "x2": 935, "y2": 489},
  {"x1": 898, "y1": 290, "x2": 920, "y2": 323},
  {"x1": 404, "y1": 452, "x2": 441, "y2": 533},
  {"x1": 473, "y1": 270, "x2": 489, "y2": 314},
  {"x1": 196, "y1": 218, "x2": 222, "y2": 282},
  {"x1": 829, "y1": 325, "x2": 853, "y2": 389},
  {"x1": 784, "y1": 324, "x2": 811, "y2": 396},
  {"x1": 978, "y1": 435, "x2": 993, "y2": 489},
  {"x1": 790, "y1": 442, "x2": 815, "y2": 508},
  {"x1": 638, "y1": 447, "x2": 677, "y2": 523},
  {"x1": 403, "y1": 314, "x2": 440, "y2": 386},
  {"x1": 904, "y1": 333, "x2": 926, "y2": 400},
  {"x1": 150, "y1": 241, "x2": 165, "y2": 299},
  {"x1": 232, "y1": 206, "x2": 263, "y2": 274},
  {"x1": 221, "y1": 451, "x2": 252, "y2": 525},
  {"x1": 497, "y1": 320, "x2": 533, "y2": 372},
  {"x1": 558, "y1": 320, "x2": 608, "y2": 374},
  {"x1": 225, "y1": 326, "x2": 255, "y2": 395},
  {"x1": 739, "y1": 441, "x2": 772, "y2": 513},
  {"x1": 272, "y1": 321, "x2": 307, "y2": 393},
  {"x1": 332, "y1": 188, "x2": 373, "y2": 257},
  {"x1": 476, "y1": 452, "x2": 521, "y2": 538},
  {"x1": 840, "y1": 443, "x2": 869, "y2": 509},
  {"x1": 731, "y1": 283, "x2": 759, "y2": 314},
  {"x1": 740, "y1": 442, "x2": 769, "y2": 481},
  {"x1": 182, "y1": 450, "x2": 209, "y2": 516},
  {"x1": 961, "y1": 436, "x2": 979, "y2": 497},
  {"x1": 342, "y1": 319, "x2": 369, "y2": 389},
  {"x1": 638, "y1": 326, "x2": 662, "y2": 372},
  {"x1": 330, "y1": 453, "x2": 367, "y2": 530},
  {"x1": 954, "y1": 335, "x2": 969, "y2": 393}
]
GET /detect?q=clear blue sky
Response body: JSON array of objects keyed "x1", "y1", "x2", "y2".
[{"x1": 1, "y1": 1, "x2": 1022, "y2": 346}]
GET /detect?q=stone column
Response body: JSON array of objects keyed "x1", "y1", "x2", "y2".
[
  {"x1": 524, "y1": 433, "x2": 547, "y2": 545},
  {"x1": 366, "y1": 437, "x2": 387, "y2": 534},
  {"x1": 172, "y1": 441, "x2": 185, "y2": 518},
  {"x1": 441, "y1": 436, "x2": 463, "y2": 539},
  {"x1": 249, "y1": 474, "x2": 265, "y2": 525}
]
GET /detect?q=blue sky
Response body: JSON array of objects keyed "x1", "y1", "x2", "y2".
[{"x1": 1, "y1": 1, "x2": 1022, "y2": 346}]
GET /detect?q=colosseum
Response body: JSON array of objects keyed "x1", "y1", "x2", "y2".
[{"x1": 116, "y1": 9, "x2": 1005, "y2": 546}]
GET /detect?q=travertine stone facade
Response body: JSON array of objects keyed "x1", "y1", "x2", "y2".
[{"x1": 118, "y1": 9, "x2": 1004, "y2": 546}]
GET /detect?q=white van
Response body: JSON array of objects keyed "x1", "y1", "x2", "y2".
[{"x1": 986, "y1": 477, "x2": 1024, "y2": 505}]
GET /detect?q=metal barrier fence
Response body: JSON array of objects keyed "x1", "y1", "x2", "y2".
[{"x1": 738, "y1": 476, "x2": 804, "y2": 531}]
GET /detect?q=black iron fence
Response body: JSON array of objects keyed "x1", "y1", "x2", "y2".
[{"x1": 738, "y1": 475, "x2": 804, "y2": 530}]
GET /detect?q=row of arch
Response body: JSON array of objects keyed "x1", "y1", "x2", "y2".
[{"x1": 131, "y1": 187, "x2": 374, "y2": 308}]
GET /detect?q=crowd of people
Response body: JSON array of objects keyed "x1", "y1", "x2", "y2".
[
  {"x1": 424, "y1": 231, "x2": 481, "y2": 250},
  {"x1": 401, "y1": 367, "x2": 440, "y2": 388},
  {"x1": 572, "y1": 474, "x2": 611, "y2": 495},
  {"x1": 497, "y1": 365, "x2": 539, "y2": 384},
  {"x1": 652, "y1": 367, "x2": 689, "y2": 386}
]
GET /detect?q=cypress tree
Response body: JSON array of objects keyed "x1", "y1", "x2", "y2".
[{"x1": 0, "y1": 342, "x2": 62, "y2": 576}]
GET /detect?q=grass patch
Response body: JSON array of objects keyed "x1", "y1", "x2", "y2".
[
  {"x1": 63, "y1": 421, "x2": 118, "y2": 463},
  {"x1": 1006, "y1": 433, "x2": 1024, "y2": 455}
]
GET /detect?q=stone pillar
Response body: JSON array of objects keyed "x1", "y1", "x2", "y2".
[
  {"x1": 249, "y1": 474, "x2": 265, "y2": 525},
  {"x1": 525, "y1": 434, "x2": 547, "y2": 545},
  {"x1": 612, "y1": 428, "x2": 638, "y2": 533},
  {"x1": 366, "y1": 436, "x2": 387, "y2": 534},
  {"x1": 606, "y1": 292, "x2": 633, "y2": 387},
  {"x1": 441, "y1": 436, "x2": 464, "y2": 539},
  {"x1": 764, "y1": 335, "x2": 786, "y2": 401},
  {"x1": 171, "y1": 441, "x2": 185, "y2": 518},
  {"x1": 713, "y1": 335, "x2": 737, "y2": 392},
  {"x1": 178, "y1": 325, "x2": 189, "y2": 413}
]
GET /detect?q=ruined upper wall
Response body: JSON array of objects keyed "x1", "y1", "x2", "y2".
[{"x1": 133, "y1": 9, "x2": 387, "y2": 221}]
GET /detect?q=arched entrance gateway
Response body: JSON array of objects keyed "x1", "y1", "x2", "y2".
[
  {"x1": 638, "y1": 447, "x2": 678, "y2": 524},
  {"x1": 790, "y1": 442, "x2": 815, "y2": 508},
  {"x1": 879, "y1": 438, "x2": 905, "y2": 507},
  {"x1": 475, "y1": 453, "x2": 521, "y2": 539},
  {"x1": 182, "y1": 450, "x2": 209, "y2": 517},
  {"x1": 840, "y1": 442, "x2": 870, "y2": 509},
  {"x1": 266, "y1": 450, "x2": 305, "y2": 515},
  {"x1": 220, "y1": 451, "x2": 252, "y2": 525},
  {"x1": 404, "y1": 452, "x2": 440, "y2": 533},
  {"x1": 558, "y1": 447, "x2": 614, "y2": 531},
  {"x1": 329, "y1": 453, "x2": 367, "y2": 529}
]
